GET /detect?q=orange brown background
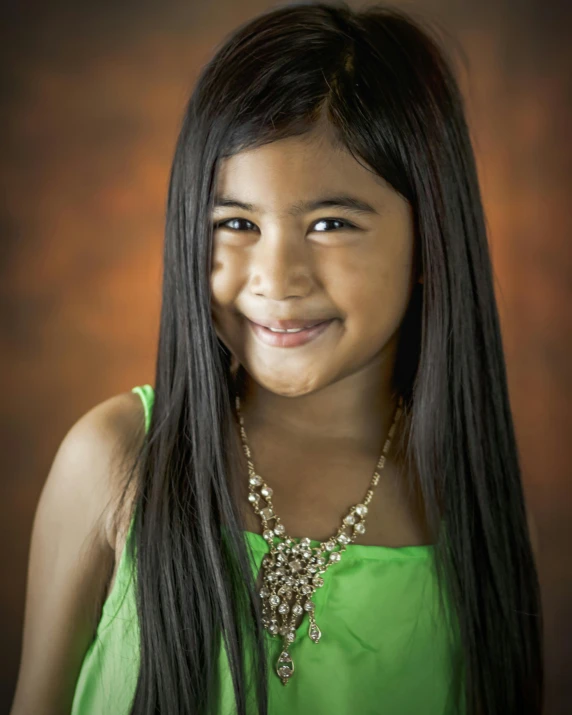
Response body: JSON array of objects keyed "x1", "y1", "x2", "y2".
[{"x1": 1, "y1": 1, "x2": 570, "y2": 713}]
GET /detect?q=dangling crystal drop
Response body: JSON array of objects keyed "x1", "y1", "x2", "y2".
[
  {"x1": 275, "y1": 648, "x2": 295, "y2": 685},
  {"x1": 308, "y1": 620, "x2": 322, "y2": 643}
]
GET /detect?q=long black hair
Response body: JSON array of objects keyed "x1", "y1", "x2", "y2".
[{"x1": 124, "y1": 3, "x2": 544, "y2": 713}]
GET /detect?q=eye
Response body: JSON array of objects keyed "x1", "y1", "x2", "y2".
[
  {"x1": 312, "y1": 218, "x2": 357, "y2": 232},
  {"x1": 213, "y1": 218, "x2": 257, "y2": 232}
]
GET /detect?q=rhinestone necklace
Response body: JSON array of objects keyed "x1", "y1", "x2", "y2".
[{"x1": 234, "y1": 391, "x2": 403, "y2": 685}]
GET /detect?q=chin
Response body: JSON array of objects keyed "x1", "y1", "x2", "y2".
[{"x1": 244, "y1": 362, "x2": 330, "y2": 398}]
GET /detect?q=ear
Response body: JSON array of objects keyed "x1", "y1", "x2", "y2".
[
  {"x1": 230, "y1": 353, "x2": 240, "y2": 376},
  {"x1": 526, "y1": 504, "x2": 539, "y2": 563}
]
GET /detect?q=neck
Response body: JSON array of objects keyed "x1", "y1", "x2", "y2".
[{"x1": 233, "y1": 360, "x2": 402, "y2": 460}]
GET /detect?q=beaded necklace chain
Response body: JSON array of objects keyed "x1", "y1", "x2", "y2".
[{"x1": 234, "y1": 392, "x2": 403, "y2": 685}]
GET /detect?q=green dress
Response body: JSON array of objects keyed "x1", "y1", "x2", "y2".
[{"x1": 71, "y1": 384, "x2": 465, "y2": 714}]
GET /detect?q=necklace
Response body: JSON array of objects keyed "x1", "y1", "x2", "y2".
[{"x1": 234, "y1": 391, "x2": 404, "y2": 685}]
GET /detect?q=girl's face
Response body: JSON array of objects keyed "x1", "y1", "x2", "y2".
[{"x1": 210, "y1": 127, "x2": 418, "y2": 398}]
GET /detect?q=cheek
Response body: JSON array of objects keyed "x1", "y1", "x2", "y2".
[
  {"x1": 210, "y1": 252, "x2": 246, "y2": 349},
  {"x1": 333, "y1": 245, "x2": 415, "y2": 344},
  {"x1": 210, "y1": 249, "x2": 244, "y2": 307}
]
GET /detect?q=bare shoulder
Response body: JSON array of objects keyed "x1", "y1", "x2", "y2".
[
  {"x1": 76, "y1": 390, "x2": 145, "y2": 530},
  {"x1": 42, "y1": 389, "x2": 146, "y2": 548},
  {"x1": 11, "y1": 388, "x2": 147, "y2": 714}
]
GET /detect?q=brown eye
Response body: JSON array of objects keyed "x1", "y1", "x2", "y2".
[
  {"x1": 214, "y1": 218, "x2": 257, "y2": 231},
  {"x1": 313, "y1": 218, "x2": 356, "y2": 232}
]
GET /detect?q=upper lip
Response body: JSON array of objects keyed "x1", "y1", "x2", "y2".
[{"x1": 247, "y1": 317, "x2": 333, "y2": 330}]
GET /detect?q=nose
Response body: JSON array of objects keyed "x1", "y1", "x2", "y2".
[{"x1": 248, "y1": 228, "x2": 313, "y2": 300}]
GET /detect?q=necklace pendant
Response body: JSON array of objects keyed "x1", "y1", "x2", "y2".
[
  {"x1": 276, "y1": 646, "x2": 295, "y2": 685},
  {"x1": 235, "y1": 390, "x2": 403, "y2": 686}
]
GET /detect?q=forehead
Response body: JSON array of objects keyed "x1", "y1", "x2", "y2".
[{"x1": 215, "y1": 132, "x2": 392, "y2": 212}]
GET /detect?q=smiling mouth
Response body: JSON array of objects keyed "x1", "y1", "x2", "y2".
[
  {"x1": 256, "y1": 322, "x2": 327, "y2": 333},
  {"x1": 246, "y1": 316, "x2": 334, "y2": 331},
  {"x1": 246, "y1": 318, "x2": 336, "y2": 348}
]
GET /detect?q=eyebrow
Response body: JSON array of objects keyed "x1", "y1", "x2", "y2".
[{"x1": 212, "y1": 193, "x2": 380, "y2": 217}]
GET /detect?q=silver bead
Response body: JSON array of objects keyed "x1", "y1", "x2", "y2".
[{"x1": 277, "y1": 665, "x2": 292, "y2": 680}]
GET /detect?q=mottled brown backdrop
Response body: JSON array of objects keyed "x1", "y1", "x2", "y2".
[{"x1": 1, "y1": 1, "x2": 570, "y2": 713}]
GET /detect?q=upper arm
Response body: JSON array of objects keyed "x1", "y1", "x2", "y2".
[{"x1": 11, "y1": 390, "x2": 145, "y2": 715}]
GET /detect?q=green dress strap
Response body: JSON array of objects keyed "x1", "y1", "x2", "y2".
[{"x1": 131, "y1": 383, "x2": 155, "y2": 432}]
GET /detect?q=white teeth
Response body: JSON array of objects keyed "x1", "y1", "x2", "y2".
[{"x1": 267, "y1": 327, "x2": 307, "y2": 333}]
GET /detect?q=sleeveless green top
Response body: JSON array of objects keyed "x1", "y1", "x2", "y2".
[{"x1": 71, "y1": 384, "x2": 465, "y2": 714}]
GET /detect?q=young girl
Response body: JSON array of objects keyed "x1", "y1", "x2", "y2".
[{"x1": 12, "y1": 3, "x2": 543, "y2": 714}]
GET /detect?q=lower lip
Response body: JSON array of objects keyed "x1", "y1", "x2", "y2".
[{"x1": 247, "y1": 319, "x2": 335, "y2": 347}]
